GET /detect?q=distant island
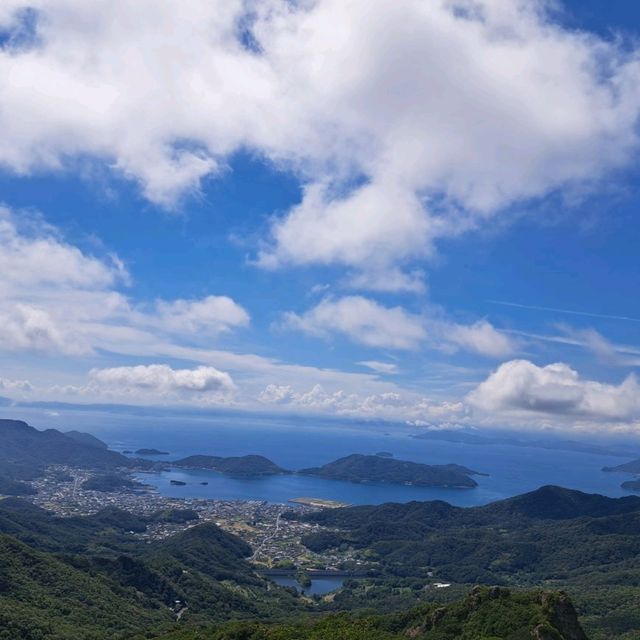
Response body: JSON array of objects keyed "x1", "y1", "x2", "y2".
[
  {"x1": 170, "y1": 479, "x2": 186, "y2": 486},
  {"x1": 603, "y1": 458, "x2": 640, "y2": 474},
  {"x1": 621, "y1": 479, "x2": 640, "y2": 492},
  {"x1": 413, "y1": 428, "x2": 637, "y2": 458},
  {"x1": 298, "y1": 454, "x2": 480, "y2": 488},
  {"x1": 135, "y1": 448, "x2": 169, "y2": 455},
  {"x1": 173, "y1": 454, "x2": 288, "y2": 477}
]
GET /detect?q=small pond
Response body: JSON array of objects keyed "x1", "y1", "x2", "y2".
[{"x1": 270, "y1": 575, "x2": 346, "y2": 596}]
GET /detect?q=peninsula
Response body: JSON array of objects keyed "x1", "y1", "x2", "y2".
[{"x1": 298, "y1": 454, "x2": 479, "y2": 488}]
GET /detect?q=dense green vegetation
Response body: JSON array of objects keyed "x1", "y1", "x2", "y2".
[
  {"x1": 0, "y1": 476, "x2": 36, "y2": 496},
  {"x1": 64, "y1": 430, "x2": 109, "y2": 450},
  {"x1": 0, "y1": 498, "x2": 300, "y2": 639},
  {"x1": 173, "y1": 455, "x2": 288, "y2": 476},
  {"x1": 298, "y1": 454, "x2": 479, "y2": 487},
  {"x1": 288, "y1": 486, "x2": 640, "y2": 639},
  {"x1": 82, "y1": 474, "x2": 140, "y2": 493},
  {"x1": 154, "y1": 587, "x2": 587, "y2": 640}
]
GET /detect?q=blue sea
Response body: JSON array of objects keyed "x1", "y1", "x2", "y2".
[{"x1": 8, "y1": 406, "x2": 639, "y2": 507}]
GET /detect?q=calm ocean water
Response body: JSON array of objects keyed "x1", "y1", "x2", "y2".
[{"x1": 5, "y1": 407, "x2": 636, "y2": 507}]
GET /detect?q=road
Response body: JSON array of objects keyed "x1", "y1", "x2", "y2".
[{"x1": 250, "y1": 507, "x2": 283, "y2": 561}]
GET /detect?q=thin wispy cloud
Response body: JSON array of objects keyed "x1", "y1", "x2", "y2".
[{"x1": 488, "y1": 300, "x2": 640, "y2": 324}]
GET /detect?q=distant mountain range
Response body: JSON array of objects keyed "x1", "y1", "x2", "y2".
[
  {"x1": 0, "y1": 419, "x2": 130, "y2": 486},
  {"x1": 412, "y1": 428, "x2": 638, "y2": 457}
]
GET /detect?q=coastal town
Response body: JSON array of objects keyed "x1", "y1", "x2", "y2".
[{"x1": 27, "y1": 465, "x2": 363, "y2": 573}]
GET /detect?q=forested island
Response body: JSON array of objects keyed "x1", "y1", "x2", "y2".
[
  {"x1": 298, "y1": 454, "x2": 480, "y2": 488},
  {"x1": 136, "y1": 448, "x2": 170, "y2": 455},
  {"x1": 173, "y1": 454, "x2": 288, "y2": 477}
]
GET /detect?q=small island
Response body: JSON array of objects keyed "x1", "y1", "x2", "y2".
[
  {"x1": 298, "y1": 454, "x2": 480, "y2": 488},
  {"x1": 169, "y1": 479, "x2": 187, "y2": 486},
  {"x1": 172, "y1": 454, "x2": 288, "y2": 477},
  {"x1": 135, "y1": 448, "x2": 170, "y2": 455}
]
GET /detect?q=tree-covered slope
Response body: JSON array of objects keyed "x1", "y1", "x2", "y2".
[
  {"x1": 155, "y1": 587, "x2": 588, "y2": 640},
  {"x1": 291, "y1": 486, "x2": 640, "y2": 639},
  {"x1": 0, "y1": 419, "x2": 130, "y2": 480},
  {"x1": 0, "y1": 533, "x2": 172, "y2": 640}
]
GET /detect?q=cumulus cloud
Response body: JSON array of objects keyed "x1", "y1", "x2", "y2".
[
  {"x1": 282, "y1": 296, "x2": 427, "y2": 350},
  {"x1": 0, "y1": 1, "x2": 638, "y2": 285},
  {"x1": 282, "y1": 295, "x2": 515, "y2": 356},
  {"x1": 468, "y1": 359, "x2": 640, "y2": 422},
  {"x1": 0, "y1": 207, "x2": 249, "y2": 355},
  {"x1": 89, "y1": 364, "x2": 236, "y2": 403},
  {"x1": 0, "y1": 377, "x2": 33, "y2": 393},
  {"x1": 442, "y1": 320, "x2": 516, "y2": 358},
  {"x1": 139, "y1": 296, "x2": 250, "y2": 337},
  {"x1": 258, "y1": 383, "x2": 467, "y2": 423}
]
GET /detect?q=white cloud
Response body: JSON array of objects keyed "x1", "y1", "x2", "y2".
[
  {"x1": 0, "y1": 207, "x2": 249, "y2": 355},
  {"x1": 0, "y1": 377, "x2": 33, "y2": 393},
  {"x1": 282, "y1": 296, "x2": 427, "y2": 350},
  {"x1": 0, "y1": 1, "x2": 638, "y2": 285},
  {"x1": 468, "y1": 359, "x2": 640, "y2": 422},
  {"x1": 258, "y1": 383, "x2": 467, "y2": 423},
  {"x1": 88, "y1": 364, "x2": 236, "y2": 404},
  {"x1": 282, "y1": 296, "x2": 515, "y2": 357},
  {"x1": 443, "y1": 320, "x2": 516, "y2": 358},
  {"x1": 139, "y1": 296, "x2": 250, "y2": 337},
  {"x1": 358, "y1": 360, "x2": 399, "y2": 375}
]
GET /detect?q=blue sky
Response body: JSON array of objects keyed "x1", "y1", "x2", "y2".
[{"x1": 1, "y1": 0, "x2": 640, "y2": 433}]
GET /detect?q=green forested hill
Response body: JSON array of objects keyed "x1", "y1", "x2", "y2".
[
  {"x1": 291, "y1": 486, "x2": 640, "y2": 639},
  {"x1": 172, "y1": 455, "x2": 287, "y2": 476},
  {"x1": 0, "y1": 499, "x2": 300, "y2": 639},
  {"x1": 0, "y1": 419, "x2": 130, "y2": 482},
  {"x1": 155, "y1": 587, "x2": 587, "y2": 640},
  {"x1": 298, "y1": 454, "x2": 478, "y2": 487}
]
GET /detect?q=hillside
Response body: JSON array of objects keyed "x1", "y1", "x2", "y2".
[
  {"x1": 173, "y1": 454, "x2": 288, "y2": 476},
  {"x1": 298, "y1": 454, "x2": 479, "y2": 488},
  {"x1": 81, "y1": 473, "x2": 139, "y2": 493},
  {"x1": 0, "y1": 419, "x2": 130, "y2": 480},
  {"x1": 64, "y1": 430, "x2": 109, "y2": 450},
  {"x1": 155, "y1": 586, "x2": 588, "y2": 640},
  {"x1": 291, "y1": 486, "x2": 640, "y2": 639},
  {"x1": 0, "y1": 499, "x2": 301, "y2": 637}
]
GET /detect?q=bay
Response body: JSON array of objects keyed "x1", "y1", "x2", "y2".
[{"x1": 4, "y1": 407, "x2": 633, "y2": 507}]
